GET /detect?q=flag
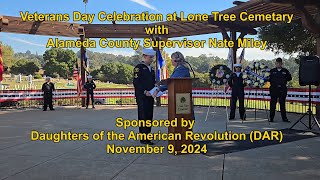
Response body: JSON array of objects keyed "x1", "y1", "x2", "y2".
[
  {"x1": 227, "y1": 48, "x2": 233, "y2": 70},
  {"x1": 76, "y1": 72, "x2": 82, "y2": 97},
  {"x1": 83, "y1": 49, "x2": 89, "y2": 72},
  {"x1": 239, "y1": 48, "x2": 245, "y2": 64},
  {"x1": 156, "y1": 50, "x2": 164, "y2": 81},
  {"x1": 83, "y1": 0, "x2": 88, "y2": 4},
  {"x1": 224, "y1": 85, "x2": 231, "y2": 93},
  {"x1": 72, "y1": 68, "x2": 78, "y2": 80},
  {"x1": 161, "y1": 65, "x2": 168, "y2": 80},
  {"x1": 0, "y1": 46, "x2": 3, "y2": 82}
]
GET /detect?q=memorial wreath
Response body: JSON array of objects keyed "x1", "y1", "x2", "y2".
[
  {"x1": 242, "y1": 61, "x2": 270, "y2": 88},
  {"x1": 209, "y1": 65, "x2": 232, "y2": 86}
]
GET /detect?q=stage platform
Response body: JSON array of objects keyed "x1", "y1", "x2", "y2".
[{"x1": 0, "y1": 106, "x2": 319, "y2": 180}]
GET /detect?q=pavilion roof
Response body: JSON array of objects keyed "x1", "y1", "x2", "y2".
[{"x1": 0, "y1": 0, "x2": 318, "y2": 38}]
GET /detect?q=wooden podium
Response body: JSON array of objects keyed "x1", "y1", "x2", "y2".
[{"x1": 163, "y1": 78, "x2": 196, "y2": 155}]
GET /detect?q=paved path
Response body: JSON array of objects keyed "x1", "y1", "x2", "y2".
[{"x1": 0, "y1": 106, "x2": 319, "y2": 180}]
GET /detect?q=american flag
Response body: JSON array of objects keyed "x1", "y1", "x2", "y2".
[
  {"x1": 73, "y1": 68, "x2": 83, "y2": 97},
  {"x1": 72, "y1": 68, "x2": 78, "y2": 80},
  {"x1": 161, "y1": 66, "x2": 169, "y2": 80},
  {"x1": 76, "y1": 72, "x2": 83, "y2": 97},
  {"x1": 224, "y1": 85, "x2": 231, "y2": 93},
  {"x1": 239, "y1": 48, "x2": 245, "y2": 64}
]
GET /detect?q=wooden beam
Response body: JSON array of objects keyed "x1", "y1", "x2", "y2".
[
  {"x1": 29, "y1": 21, "x2": 42, "y2": 35},
  {"x1": 208, "y1": 18, "x2": 257, "y2": 35},
  {"x1": 219, "y1": 27, "x2": 231, "y2": 41},
  {"x1": 264, "y1": 0, "x2": 320, "y2": 6},
  {"x1": 295, "y1": 4, "x2": 320, "y2": 33},
  {"x1": 0, "y1": 16, "x2": 9, "y2": 31},
  {"x1": 238, "y1": 31, "x2": 248, "y2": 40}
]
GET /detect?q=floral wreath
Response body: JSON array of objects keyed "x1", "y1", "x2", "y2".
[
  {"x1": 209, "y1": 65, "x2": 232, "y2": 86},
  {"x1": 242, "y1": 61, "x2": 270, "y2": 88}
]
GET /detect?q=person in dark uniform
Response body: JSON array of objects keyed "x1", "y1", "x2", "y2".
[
  {"x1": 269, "y1": 58, "x2": 292, "y2": 122},
  {"x1": 133, "y1": 48, "x2": 156, "y2": 145},
  {"x1": 42, "y1": 77, "x2": 55, "y2": 111},
  {"x1": 228, "y1": 64, "x2": 246, "y2": 120},
  {"x1": 84, "y1": 75, "x2": 96, "y2": 109}
]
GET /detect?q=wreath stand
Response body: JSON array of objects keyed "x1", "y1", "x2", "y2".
[
  {"x1": 244, "y1": 87, "x2": 270, "y2": 124},
  {"x1": 205, "y1": 84, "x2": 230, "y2": 122},
  {"x1": 243, "y1": 62, "x2": 270, "y2": 124},
  {"x1": 205, "y1": 84, "x2": 218, "y2": 121},
  {"x1": 207, "y1": 64, "x2": 232, "y2": 122},
  {"x1": 224, "y1": 85, "x2": 230, "y2": 122}
]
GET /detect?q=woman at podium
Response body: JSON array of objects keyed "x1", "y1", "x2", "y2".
[
  {"x1": 151, "y1": 51, "x2": 195, "y2": 119},
  {"x1": 152, "y1": 51, "x2": 190, "y2": 93}
]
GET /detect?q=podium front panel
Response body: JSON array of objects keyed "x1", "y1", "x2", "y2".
[{"x1": 167, "y1": 78, "x2": 194, "y2": 154}]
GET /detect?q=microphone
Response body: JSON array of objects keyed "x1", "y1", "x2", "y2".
[{"x1": 185, "y1": 61, "x2": 196, "y2": 78}]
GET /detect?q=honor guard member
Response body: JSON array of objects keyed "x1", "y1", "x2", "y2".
[
  {"x1": 269, "y1": 58, "x2": 292, "y2": 122},
  {"x1": 228, "y1": 64, "x2": 246, "y2": 120},
  {"x1": 84, "y1": 75, "x2": 96, "y2": 109},
  {"x1": 42, "y1": 77, "x2": 55, "y2": 111},
  {"x1": 133, "y1": 48, "x2": 156, "y2": 145}
]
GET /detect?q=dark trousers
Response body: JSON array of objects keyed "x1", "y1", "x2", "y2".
[
  {"x1": 43, "y1": 94, "x2": 53, "y2": 110},
  {"x1": 270, "y1": 87, "x2": 287, "y2": 121},
  {"x1": 230, "y1": 91, "x2": 245, "y2": 119},
  {"x1": 86, "y1": 92, "x2": 94, "y2": 106},
  {"x1": 136, "y1": 96, "x2": 154, "y2": 139}
]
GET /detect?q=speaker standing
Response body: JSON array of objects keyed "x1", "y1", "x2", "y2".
[{"x1": 269, "y1": 58, "x2": 292, "y2": 122}]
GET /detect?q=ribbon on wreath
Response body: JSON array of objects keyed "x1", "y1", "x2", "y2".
[{"x1": 244, "y1": 66, "x2": 268, "y2": 81}]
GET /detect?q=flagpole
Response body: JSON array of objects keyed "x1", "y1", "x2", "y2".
[{"x1": 80, "y1": 35, "x2": 86, "y2": 107}]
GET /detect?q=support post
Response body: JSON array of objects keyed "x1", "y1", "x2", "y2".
[
  {"x1": 155, "y1": 49, "x2": 161, "y2": 106},
  {"x1": 80, "y1": 35, "x2": 86, "y2": 107},
  {"x1": 316, "y1": 36, "x2": 320, "y2": 119},
  {"x1": 231, "y1": 31, "x2": 237, "y2": 65},
  {"x1": 152, "y1": 36, "x2": 161, "y2": 106}
]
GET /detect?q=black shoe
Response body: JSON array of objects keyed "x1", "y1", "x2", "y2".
[
  {"x1": 269, "y1": 119, "x2": 274, "y2": 122},
  {"x1": 50, "y1": 109, "x2": 55, "y2": 111},
  {"x1": 229, "y1": 118, "x2": 235, "y2": 120},
  {"x1": 86, "y1": 106, "x2": 88, "y2": 109},
  {"x1": 92, "y1": 106, "x2": 95, "y2": 109},
  {"x1": 283, "y1": 119, "x2": 290, "y2": 123},
  {"x1": 43, "y1": 109, "x2": 47, "y2": 111}
]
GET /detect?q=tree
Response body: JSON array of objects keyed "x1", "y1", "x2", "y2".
[
  {"x1": 0, "y1": 42, "x2": 15, "y2": 72},
  {"x1": 100, "y1": 62, "x2": 134, "y2": 84},
  {"x1": 43, "y1": 48, "x2": 78, "y2": 78},
  {"x1": 15, "y1": 50, "x2": 44, "y2": 66},
  {"x1": 11, "y1": 59, "x2": 40, "y2": 75},
  {"x1": 193, "y1": 72, "x2": 211, "y2": 88},
  {"x1": 258, "y1": 20, "x2": 316, "y2": 56},
  {"x1": 116, "y1": 63, "x2": 134, "y2": 84}
]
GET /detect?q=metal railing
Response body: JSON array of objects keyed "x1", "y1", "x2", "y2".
[{"x1": 0, "y1": 88, "x2": 318, "y2": 114}]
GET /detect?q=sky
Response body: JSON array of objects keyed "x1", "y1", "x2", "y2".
[{"x1": 0, "y1": 0, "x2": 291, "y2": 60}]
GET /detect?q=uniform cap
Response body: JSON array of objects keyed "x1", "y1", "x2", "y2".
[
  {"x1": 87, "y1": 75, "x2": 92, "y2": 78},
  {"x1": 276, "y1": 58, "x2": 282, "y2": 62},
  {"x1": 142, "y1": 48, "x2": 156, "y2": 56},
  {"x1": 45, "y1": 76, "x2": 51, "y2": 79},
  {"x1": 234, "y1": 64, "x2": 242, "y2": 67}
]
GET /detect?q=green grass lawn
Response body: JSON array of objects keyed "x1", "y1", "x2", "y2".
[{"x1": 0, "y1": 75, "x2": 132, "y2": 90}]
